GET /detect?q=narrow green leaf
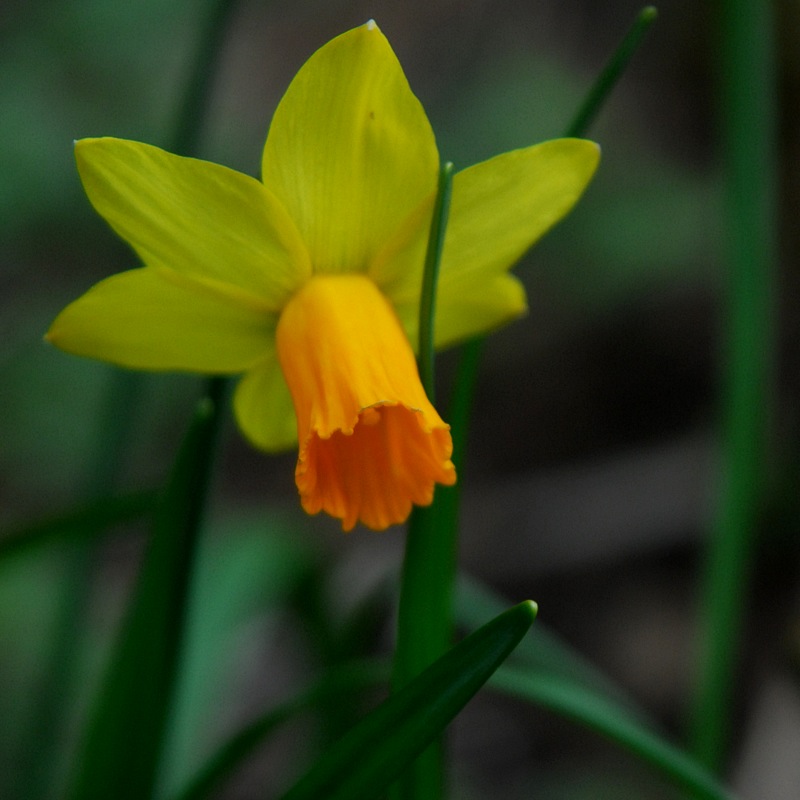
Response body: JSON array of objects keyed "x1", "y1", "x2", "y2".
[
  {"x1": 564, "y1": 6, "x2": 658, "y2": 138},
  {"x1": 689, "y1": 0, "x2": 777, "y2": 771},
  {"x1": 491, "y1": 668, "x2": 735, "y2": 800},
  {"x1": 284, "y1": 601, "x2": 537, "y2": 800},
  {"x1": 67, "y1": 391, "x2": 223, "y2": 800},
  {"x1": 23, "y1": 1, "x2": 242, "y2": 795}
]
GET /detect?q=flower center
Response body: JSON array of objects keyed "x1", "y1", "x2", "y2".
[{"x1": 276, "y1": 274, "x2": 456, "y2": 531}]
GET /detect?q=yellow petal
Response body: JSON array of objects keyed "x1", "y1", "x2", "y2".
[
  {"x1": 275, "y1": 274, "x2": 455, "y2": 531},
  {"x1": 373, "y1": 138, "x2": 600, "y2": 345},
  {"x1": 261, "y1": 21, "x2": 438, "y2": 274},
  {"x1": 46, "y1": 267, "x2": 274, "y2": 373},
  {"x1": 395, "y1": 272, "x2": 528, "y2": 352},
  {"x1": 441, "y1": 139, "x2": 600, "y2": 280},
  {"x1": 76, "y1": 138, "x2": 310, "y2": 312},
  {"x1": 233, "y1": 352, "x2": 298, "y2": 453}
]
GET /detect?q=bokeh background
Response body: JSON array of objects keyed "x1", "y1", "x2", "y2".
[{"x1": 2, "y1": 0, "x2": 799, "y2": 798}]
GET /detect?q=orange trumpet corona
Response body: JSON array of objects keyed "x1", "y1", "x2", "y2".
[{"x1": 276, "y1": 274, "x2": 456, "y2": 531}]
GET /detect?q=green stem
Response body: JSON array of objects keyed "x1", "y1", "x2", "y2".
[
  {"x1": 689, "y1": 0, "x2": 777, "y2": 772},
  {"x1": 389, "y1": 163, "x2": 457, "y2": 800},
  {"x1": 391, "y1": 336, "x2": 482, "y2": 691},
  {"x1": 393, "y1": 162, "x2": 461, "y2": 690},
  {"x1": 418, "y1": 162, "x2": 454, "y2": 401}
]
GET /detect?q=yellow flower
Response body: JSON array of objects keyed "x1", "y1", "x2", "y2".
[{"x1": 46, "y1": 21, "x2": 599, "y2": 531}]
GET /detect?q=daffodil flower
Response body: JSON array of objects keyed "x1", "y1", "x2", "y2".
[{"x1": 47, "y1": 21, "x2": 599, "y2": 531}]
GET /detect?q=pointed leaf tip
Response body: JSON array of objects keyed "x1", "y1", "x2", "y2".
[{"x1": 520, "y1": 599, "x2": 539, "y2": 620}]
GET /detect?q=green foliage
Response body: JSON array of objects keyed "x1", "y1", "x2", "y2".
[
  {"x1": 67, "y1": 394, "x2": 221, "y2": 800},
  {"x1": 282, "y1": 601, "x2": 537, "y2": 800},
  {"x1": 689, "y1": 0, "x2": 778, "y2": 770},
  {"x1": 159, "y1": 512, "x2": 318, "y2": 797}
]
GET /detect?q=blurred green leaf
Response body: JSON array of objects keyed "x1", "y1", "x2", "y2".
[
  {"x1": 158, "y1": 512, "x2": 319, "y2": 798},
  {"x1": 432, "y1": 19, "x2": 720, "y2": 322},
  {"x1": 282, "y1": 600, "x2": 537, "y2": 800},
  {"x1": 67, "y1": 395, "x2": 221, "y2": 800},
  {"x1": 689, "y1": 0, "x2": 778, "y2": 771},
  {"x1": 492, "y1": 668, "x2": 733, "y2": 800},
  {"x1": 0, "y1": 542, "x2": 84, "y2": 793},
  {"x1": 0, "y1": 0, "x2": 205, "y2": 240},
  {"x1": 0, "y1": 487, "x2": 156, "y2": 800}
]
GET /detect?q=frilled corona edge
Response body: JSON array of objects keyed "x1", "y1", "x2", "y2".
[{"x1": 277, "y1": 275, "x2": 456, "y2": 531}]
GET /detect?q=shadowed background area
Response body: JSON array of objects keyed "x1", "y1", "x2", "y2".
[{"x1": 1, "y1": 0, "x2": 799, "y2": 798}]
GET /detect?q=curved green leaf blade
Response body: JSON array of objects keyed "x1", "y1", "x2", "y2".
[
  {"x1": 282, "y1": 600, "x2": 537, "y2": 800},
  {"x1": 491, "y1": 667, "x2": 735, "y2": 800},
  {"x1": 458, "y1": 581, "x2": 734, "y2": 800}
]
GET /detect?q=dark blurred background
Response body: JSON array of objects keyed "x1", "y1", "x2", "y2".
[{"x1": 1, "y1": 0, "x2": 799, "y2": 798}]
